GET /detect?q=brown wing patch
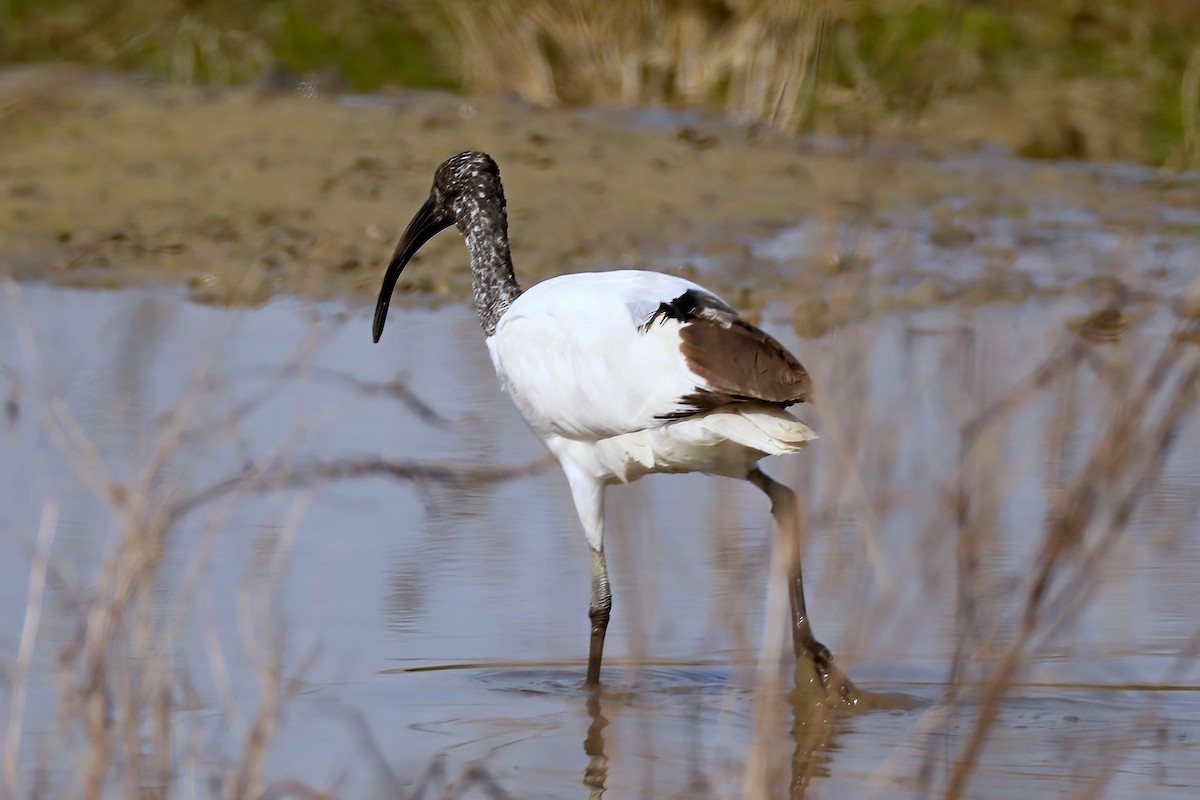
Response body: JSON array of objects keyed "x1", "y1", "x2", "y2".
[
  {"x1": 678, "y1": 315, "x2": 811, "y2": 405},
  {"x1": 642, "y1": 288, "x2": 811, "y2": 419}
]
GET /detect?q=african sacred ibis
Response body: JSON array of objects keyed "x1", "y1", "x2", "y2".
[{"x1": 373, "y1": 151, "x2": 855, "y2": 697}]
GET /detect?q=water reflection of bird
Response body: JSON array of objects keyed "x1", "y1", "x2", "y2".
[{"x1": 373, "y1": 151, "x2": 857, "y2": 698}]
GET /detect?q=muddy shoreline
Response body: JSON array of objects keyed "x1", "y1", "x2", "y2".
[{"x1": 2, "y1": 66, "x2": 1197, "y2": 315}]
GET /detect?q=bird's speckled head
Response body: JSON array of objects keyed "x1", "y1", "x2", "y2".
[
  {"x1": 373, "y1": 150, "x2": 519, "y2": 343},
  {"x1": 430, "y1": 151, "x2": 505, "y2": 220}
]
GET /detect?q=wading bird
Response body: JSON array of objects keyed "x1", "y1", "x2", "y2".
[{"x1": 373, "y1": 151, "x2": 856, "y2": 698}]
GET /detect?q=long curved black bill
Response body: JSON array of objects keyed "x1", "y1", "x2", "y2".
[{"x1": 373, "y1": 195, "x2": 452, "y2": 343}]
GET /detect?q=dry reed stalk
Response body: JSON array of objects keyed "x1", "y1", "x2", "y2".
[
  {"x1": 739, "y1": 281, "x2": 891, "y2": 798},
  {"x1": 1177, "y1": 43, "x2": 1200, "y2": 170},
  {"x1": 934, "y1": 329, "x2": 1199, "y2": 799},
  {"x1": 436, "y1": 0, "x2": 837, "y2": 131},
  {"x1": 1, "y1": 504, "x2": 57, "y2": 800},
  {"x1": 229, "y1": 494, "x2": 313, "y2": 800},
  {"x1": 1, "y1": 279, "x2": 545, "y2": 798}
]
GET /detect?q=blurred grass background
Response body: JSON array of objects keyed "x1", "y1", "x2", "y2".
[{"x1": 0, "y1": 0, "x2": 1197, "y2": 164}]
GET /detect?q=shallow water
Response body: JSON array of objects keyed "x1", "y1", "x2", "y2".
[{"x1": 2, "y1": 258, "x2": 1198, "y2": 797}]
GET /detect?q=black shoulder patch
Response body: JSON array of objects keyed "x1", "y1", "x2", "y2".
[{"x1": 638, "y1": 289, "x2": 734, "y2": 333}]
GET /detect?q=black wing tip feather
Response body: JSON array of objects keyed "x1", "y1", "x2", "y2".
[{"x1": 653, "y1": 389, "x2": 800, "y2": 422}]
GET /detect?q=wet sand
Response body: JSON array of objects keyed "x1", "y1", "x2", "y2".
[{"x1": 2, "y1": 65, "x2": 1197, "y2": 314}]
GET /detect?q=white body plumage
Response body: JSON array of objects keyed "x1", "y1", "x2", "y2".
[{"x1": 486, "y1": 269, "x2": 816, "y2": 550}]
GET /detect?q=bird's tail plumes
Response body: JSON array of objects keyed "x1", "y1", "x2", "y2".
[
  {"x1": 696, "y1": 405, "x2": 817, "y2": 456},
  {"x1": 562, "y1": 404, "x2": 817, "y2": 484}
]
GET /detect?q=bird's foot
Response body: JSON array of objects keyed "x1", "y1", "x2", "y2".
[{"x1": 795, "y1": 636, "x2": 863, "y2": 710}]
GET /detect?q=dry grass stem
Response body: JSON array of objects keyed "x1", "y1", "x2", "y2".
[
  {"x1": 437, "y1": 0, "x2": 835, "y2": 131},
  {"x1": 2, "y1": 503, "x2": 58, "y2": 799},
  {"x1": 0, "y1": 281, "x2": 551, "y2": 799}
]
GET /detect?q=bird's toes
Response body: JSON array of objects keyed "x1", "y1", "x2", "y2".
[
  {"x1": 799, "y1": 638, "x2": 863, "y2": 709},
  {"x1": 810, "y1": 640, "x2": 834, "y2": 671},
  {"x1": 796, "y1": 636, "x2": 832, "y2": 673}
]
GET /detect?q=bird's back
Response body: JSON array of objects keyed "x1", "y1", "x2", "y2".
[{"x1": 487, "y1": 270, "x2": 811, "y2": 444}]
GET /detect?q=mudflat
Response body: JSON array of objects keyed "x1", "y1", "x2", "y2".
[{"x1": 3, "y1": 65, "x2": 1196, "y2": 315}]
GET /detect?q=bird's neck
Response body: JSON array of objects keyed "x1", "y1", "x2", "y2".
[{"x1": 457, "y1": 196, "x2": 521, "y2": 337}]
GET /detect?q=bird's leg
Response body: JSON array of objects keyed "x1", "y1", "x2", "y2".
[
  {"x1": 587, "y1": 546, "x2": 612, "y2": 687},
  {"x1": 747, "y1": 469, "x2": 823, "y2": 660},
  {"x1": 562, "y1": 467, "x2": 611, "y2": 687},
  {"x1": 748, "y1": 468, "x2": 860, "y2": 706}
]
